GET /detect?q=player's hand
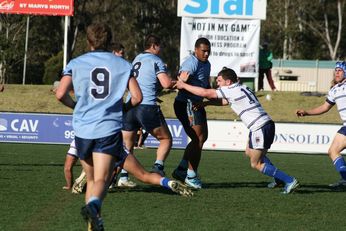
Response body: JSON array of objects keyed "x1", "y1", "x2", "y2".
[
  {"x1": 178, "y1": 71, "x2": 190, "y2": 82},
  {"x1": 296, "y1": 109, "x2": 306, "y2": 117},
  {"x1": 175, "y1": 80, "x2": 186, "y2": 89},
  {"x1": 170, "y1": 80, "x2": 177, "y2": 89}
]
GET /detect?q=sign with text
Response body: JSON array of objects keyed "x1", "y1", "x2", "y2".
[
  {"x1": 180, "y1": 17, "x2": 260, "y2": 77},
  {"x1": 144, "y1": 119, "x2": 188, "y2": 149},
  {"x1": 0, "y1": 112, "x2": 74, "y2": 144},
  {"x1": 0, "y1": 0, "x2": 73, "y2": 16},
  {"x1": 204, "y1": 120, "x2": 343, "y2": 154},
  {"x1": 178, "y1": 0, "x2": 267, "y2": 20},
  {"x1": 0, "y1": 113, "x2": 188, "y2": 148}
]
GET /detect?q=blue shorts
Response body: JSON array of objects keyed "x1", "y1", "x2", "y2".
[
  {"x1": 249, "y1": 121, "x2": 275, "y2": 150},
  {"x1": 174, "y1": 99, "x2": 207, "y2": 127},
  {"x1": 337, "y1": 126, "x2": 346, "y2": 136},
  {"x1": 122, "y1": 104, "x2": 167, "y2": 132},
  {"x1": 75, "y1": 133, "x2": 128, "y2": 167}
]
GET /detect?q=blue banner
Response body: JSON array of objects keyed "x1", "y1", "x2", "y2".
[
  {"x1": 0, "y1": 112, "x2": 74, "y2": 144},
  {"x1": 144, "y1": 119, "x2": 188, "y2": 149},
  {"x1": 0, "y1": 112, "x2": 188, "y2": 148}
]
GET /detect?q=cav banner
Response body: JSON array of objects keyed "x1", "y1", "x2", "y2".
[
  {"x1": 0, "y1": 0, "x2": 73, "y2": 16},
  {"x1": 0, "y1": 112, "x2": 74, "y2": 144},
  {"x1": 144, "y1": 119, "x2": 188, "y2": 149},
  {"x1": 178, "y1": 0, "x2": 267, "y2": 20},
  {"x1": 180, "y1": 17, "x2": 260, "y2": 77},
  {"x1": 0, "y1": 113, "x2": 188, "y2": 148}
]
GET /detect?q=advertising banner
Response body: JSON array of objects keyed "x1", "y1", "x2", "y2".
[
  {"x1": 144, "y1": 119, "x2": 188, "y2": 149},
  {"x1": 203, "y1": 120, "x2": 342, "y2": 154},
  {"x1": 178, "y1": 0, "x2": 267, "y2": 20},
  {"x1": 0, "y1": 113, "x2": 188, "y2": 148},
  {"x1": 0, "y1": 0, "x2": 73, "y2": 16},
  {"x1": 180, "y1": 17, "x2": 260, "y2": 77},
  {"x1": 0, "y1": 112, "x2": 74, "y2": 144}
]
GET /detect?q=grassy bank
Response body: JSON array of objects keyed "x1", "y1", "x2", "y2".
[{"x1": 0, "y1": 84, "x2": 340, "y2": 124}]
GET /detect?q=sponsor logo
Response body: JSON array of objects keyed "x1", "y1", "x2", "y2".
[
  {"x1": 274, "y1": 133, "x2": 330, "y2": 145},
  {"x1": 182, "y1": 0, "x2": 255, "y2": 17},
  {"x1": 0, "y1": 118, "x2": 8, "y2": 131},
  {"x1": 0, "y1": 0, "x2": 14, "y2": 10},
  {"x1": 11, "y1": 119, "x2": 39, "y2": 133}
]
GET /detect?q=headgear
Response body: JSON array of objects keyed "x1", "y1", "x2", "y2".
[{"x1": 335, "y1": 61, "x2": 346, "y2": 78}]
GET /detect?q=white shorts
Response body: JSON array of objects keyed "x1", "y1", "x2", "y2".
[{"x1": 67, "y1": 140, "x2": 78, "y2": 158}]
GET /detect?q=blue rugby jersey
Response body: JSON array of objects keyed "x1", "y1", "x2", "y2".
[
  {"x1": 126, "y1": 52, "x2": 167, "y2": 105},
  {"x1": 176, "y1": 55, "x2": 211, "y2": 103},
  {"x1": 62, "y1": 50, "x2": 132, "y2": 139}
]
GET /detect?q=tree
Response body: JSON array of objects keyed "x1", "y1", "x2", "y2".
[{"x1": 297, "y1": 0, "x2": 345, "y2": 60}]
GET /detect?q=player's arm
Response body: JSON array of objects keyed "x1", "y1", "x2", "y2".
[
  {"x1": 124, "y1": 76, "x2": 142, "y2": 112},
  {"x1": 296, "y1": 101, "x2": 333, "y2": 117},
  {"x1": 157, "y1": 73, "x2": 176, "y2": 89},
  {"x1": 176, "y1": 80, "x2": 217, "y2": 99},
  {"x1": 55, "y1": 75, "x2": 76, "y2": 109},
  {"x1": 203, "y1": 98, "x2": 229, "y2": 106}
]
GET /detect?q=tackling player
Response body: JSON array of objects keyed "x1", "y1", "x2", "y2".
[
  {"x1": 175, "y1": 67, "x2": 299, "y2": 194},
  {"x1": 296, "y1": 61, "x2": 346, "y2": 188},
  {"x1": 56, "y1": 23, "x2": 192, "y2": 231}
]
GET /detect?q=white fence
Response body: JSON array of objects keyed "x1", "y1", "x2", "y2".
[{"x1": 261, "y1": 60, "x2": 335, "y2": 92}]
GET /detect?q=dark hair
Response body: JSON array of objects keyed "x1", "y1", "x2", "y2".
[
  {"x1": 86, "y1": 23, "x2": 112, "y2": 50},
  {"x1": 195, "y1": 37, "x2": 210, "y2": 48},
  {"x1": 218, "y1": 67, "x2": 238, "y2": 83},
  {"x1": 111, "y1": 42, "x2": 124, "y2": 52},
  {"x1": 144, "y1": 34, "x2": 161, "y2": 50}
]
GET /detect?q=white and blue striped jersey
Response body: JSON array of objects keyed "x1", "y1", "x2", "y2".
[
  {"x1": 126, "y1": 52, "x2": 167, "y2": 105},
  {"x1": 216, "y1": 83, "x2": 272, "y2": 131},
  {"x1": 326, "y1": 82, "x2": 346, "y2": 125},
  {"x1": 62, "y1": 50, "x2": 132, "y2": 139},
  {"x1": 176, "y1": 55, "x2": 211, "y2": 103}
]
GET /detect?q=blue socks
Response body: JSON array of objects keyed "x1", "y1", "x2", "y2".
[
  {"x1": 160, "y1": 177, "x2": 171, "y2": 189},
  {"x1": 333, "y1": 156, "x2": 346, "y2": 180},
  {"x1": 261, "y1": 163, "x2": 294, "y2": 184}
]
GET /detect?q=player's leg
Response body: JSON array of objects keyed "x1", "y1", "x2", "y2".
[
  {"x1": 138, "y1": 129, "x2": 149, "y2": 147},
  {"x1": 147, "y1": 124, "x2": 172, "y2": 176},
  {"x1": 140, "y1": 106, "x2": 172, "y2": 176},
  {"x1": 79, "y1": 133, "x2": 123, "y2": 231},
  {"x1": 63, "y1": 154, "x2": 78, "y2": 190},
  {"x1": 117, "y1": 107, "x2": 140, "y2": 188},
  {"x1": 115, "y1": 130, "x2": 137, "y2": 188},
  {"x1": 327, "y1": 129, "x2": 346, "y2": 187},
  {"x1": 173, "y1": 100, "x2": 208, "y2": 189},
  {"x1": 92, "y1": 152, "x2": 115, "y2": 200},
  {"x1": 123, "y1": 153, "x2": 193, "y2": 197},
  {"x1": 63, "y1": 140, "x2": 79, "y2": 190},
  {"x1": 246, "y1": 121, "x2": 298, "y2": 194}
]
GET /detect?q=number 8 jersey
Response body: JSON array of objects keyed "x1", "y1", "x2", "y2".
[
  {"x1": 216, "y1": 83, "x2": 272, "y2": 131},
  {"x1": 62, "y1": 50, "x2": 132, "y2": 139}
]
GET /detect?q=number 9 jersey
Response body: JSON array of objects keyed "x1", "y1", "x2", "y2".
[
  {"x1": 216, "y1": 83, "x2": 272, "y2": 131},
  {"x1": 62, "y1": 50, "x2": 132, "y2": 139}
]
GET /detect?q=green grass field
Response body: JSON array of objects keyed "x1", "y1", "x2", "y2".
[{"x1": 1, "y1": 143, "x2": 346, "y2": 231}]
